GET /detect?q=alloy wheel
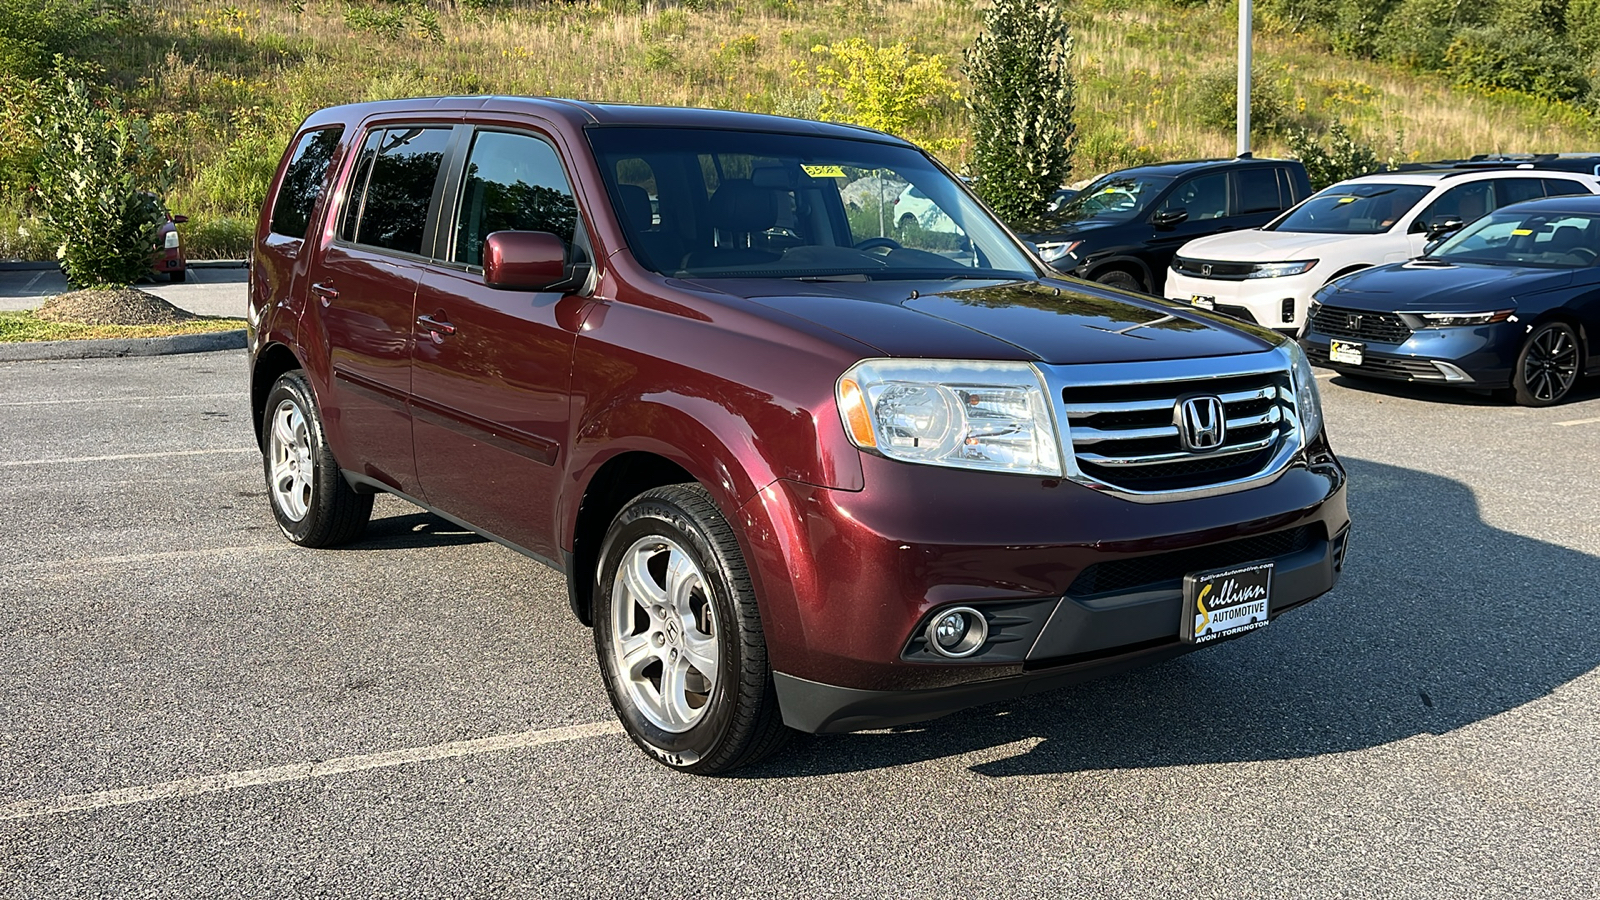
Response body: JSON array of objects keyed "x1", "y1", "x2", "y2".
[
  {"x1": 1523, "y1": 325, "x2": 1579, "y2": 404},
  {"x1": 267, "y1": 398, "x2": 314, "y2": 521},
  {"x1": 608, "y1": 535, "x2": 721, "y2": 733}
]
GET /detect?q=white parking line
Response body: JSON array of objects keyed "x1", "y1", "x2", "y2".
[
  {"x1": 0, "y1": 448, "x2": 255, "y2": 467},
  {"x1": 0, "y1": 393, "x2": 241, "y2": 408},
  {"x1": 0, "y1": 720, "x2": 624, "y2": 822},
  {"x1": 1315, "y1": 373, "x2": 1337, "y2": 380},
  {"x1": 23, "y1": 271, "x2": 44, "y2": 292},
  {"x1": 1555, "y1": 416, "x2": 1600, "y2": 427}
]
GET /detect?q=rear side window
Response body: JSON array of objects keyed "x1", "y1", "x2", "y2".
[
  {"x1": 269, "y1": 128, "x2": 344, "y2": 239},
  {"x1": 1543, "y1": 178, "x2": 1591, "y2": 197},
  {"x1": 1232, "y1": 168, "x2": 1284, "y2": 214},
  {"x1": 343, "y1": 127, "x2": 452, "y2": 256},
  {"x1": 453, "y1": 131, "x2": 579, "y2": 266},
  {"x1": 1494, "y1": 178, "x2": 1545, "y2": 207}
]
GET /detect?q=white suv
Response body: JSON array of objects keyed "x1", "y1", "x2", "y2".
[{"x1": 1165, "y1": 169, "x2": 1600, "y2": 334}]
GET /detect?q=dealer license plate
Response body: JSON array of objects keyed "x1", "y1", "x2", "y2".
[
  {"x1": 1190, "y1": 295, "x2": 1216, "y2": 311},
  {"x1": 1183, "y1": 561, "x2": 1273, "y2": 644},
  {"x1": 1329, "y1": 339, "x2": 1364, "y2": 366}
]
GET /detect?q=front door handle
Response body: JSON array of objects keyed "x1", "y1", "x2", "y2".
[
  {"x1": 417, "y1": 313, "x2": 456, "y2": 336},
  {"x1": 310, "y1": 281, "x2": 338, "y2": 304}
]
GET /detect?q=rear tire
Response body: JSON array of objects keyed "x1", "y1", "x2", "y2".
[
  {"x1": 1511, "y1": 321, "x2": 1581, "y2": 406},
  {"x1": 261, "y1": 370, "x2": 373, "y2": 547},
  {"x1": 167, "y1": 268, "x2": 187, "y2": 283},
  {"x1": 594, "y1": 484, "x2": 790, "y2": 774}
]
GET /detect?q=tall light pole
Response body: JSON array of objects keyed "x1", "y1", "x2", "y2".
[{"x1": 1237, "y1": 0, "x2": 1253, "y2": 156}]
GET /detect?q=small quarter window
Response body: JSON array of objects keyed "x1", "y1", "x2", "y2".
[{"x1": 269, "y1": 128, "x2": 344, "y2": 239}]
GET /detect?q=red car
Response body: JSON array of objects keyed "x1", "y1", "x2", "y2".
[
  {"x1": 152, "y1": 210, "x2": 187, "y2": 282},
  {"x1": 248, "y1": 98, "x2": 1350, "y2": 773}
]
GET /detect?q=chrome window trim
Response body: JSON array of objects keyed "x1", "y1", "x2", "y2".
[{"x1": 1034, "y1": 349, "x2": 1306, "y2": 504}]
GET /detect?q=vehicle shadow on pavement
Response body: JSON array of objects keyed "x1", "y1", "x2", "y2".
[
  {"x1": 747, "y1": 456, "x2": 1600, "y2": 778},
  {"x1": 341, "y1": 511, "x2": 488, "y2": 551}
]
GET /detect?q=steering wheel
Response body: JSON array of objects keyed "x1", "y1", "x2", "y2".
[
  {"x1": 854, "y1": 237, "x2": 902, "y2": 253},
  {"x1": 1569, "y1": 247, "x2": 1597, "y2": 264}
]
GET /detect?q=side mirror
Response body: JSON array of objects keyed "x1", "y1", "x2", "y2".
[
  {"x1": 484, "y1": 231, "x2": 584, "y2": 292},
  {"x1": 1426, "y1": 216, "x2": 1465, "y2": 241},
  {"x1": 1151, "y1": 208, "x2": 1188, "y2": 229},
  {"x1": 171, "y1": 214, "x2": 189, "y2": 224},
  {"x1": 1023, "y1": 240, "x2": 1040, "y2": 256}
]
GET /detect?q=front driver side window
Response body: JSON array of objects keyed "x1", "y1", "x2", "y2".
[
  {"x1": 1411, "y1": 182, "x2": 1494, "y2": 233},
  {"x1": 454, "y1": 131, "x2": 580, "y2": 267},
  {"x1": 1158, "y1": 173, "x2": 1228, "y2": 221}
]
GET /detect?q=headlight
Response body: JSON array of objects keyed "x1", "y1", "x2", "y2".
[
  {"x1": 1280, "y1": 341, "x2": 1324, "y2": 441},
  {"x1": 1246, "y1": 260, "x2": 1317, "y2": 279},
  {"x1": 837, "y1": 359, "x2": 1063, "y2": 477},
  {"x1": 1415, "y1": 309, "x2": 1514, "y2": 328},
  {"x1": 1036, "y1": 241, "x2": 1082, "y2": 264},
  {"x1": 164, "y1": 231, "x2": 180, "y2": 249}
]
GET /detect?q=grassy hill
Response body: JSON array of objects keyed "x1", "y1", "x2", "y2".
[{"x1": 4, "y1": 0, "x2": 1599, "y2": 258}]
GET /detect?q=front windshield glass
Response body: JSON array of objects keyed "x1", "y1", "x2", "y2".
[
  {"x1": 1048, "y1": 173, "x2": 1170, "y2": 224},
  {"x1": 586, "y1": 126, "x2": 1035, "y2": 280},
  {"x1": 1430, "y1": 209, "x2": 1599, "y2": 267},
  {"x1": 1269, "y1": 183, "x2": 1432, "y2": 235}
]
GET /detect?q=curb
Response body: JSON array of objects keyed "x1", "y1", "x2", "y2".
[{"x1": 0, "y1": 329, "x2": 246, "y2": 362}]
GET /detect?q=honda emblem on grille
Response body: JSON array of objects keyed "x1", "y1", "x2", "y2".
[
  {"x1": 1201, "y1": 263, "x2": 1213, "y2": 277},
  {"x1": 1175, "y1": 395, "x2": 1227, "y2": 452},
  {"x1": 1346, "y1": 313, "x2": 1362, "y2": 331}
]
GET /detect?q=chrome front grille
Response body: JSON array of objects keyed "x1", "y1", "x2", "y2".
[{"x1": 1047, "y1": 358, "x2": 1300, "y2": 498}]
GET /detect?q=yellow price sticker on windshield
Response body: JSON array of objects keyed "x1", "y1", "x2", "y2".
[
  {"x1": 1512, "y1": 228, "x2": 1533, "y2": 235},
  {"x1": 1337, "y1": 197, "x2": 1357, "y2": 204},
  {"x1": 802, "y1": 165, "x2": 846, "y2": 178}
]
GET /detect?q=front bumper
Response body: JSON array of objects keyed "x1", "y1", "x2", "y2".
[
  {"x1": 743, "y1": 440, "x2": 1350, "y2": 734},
  {"x1": 1166, "y1": 269, "x2": 1323, "y2": 333},
  {"x1": 1302, "y1": 321, "x2": 1523, "y2": 387}
]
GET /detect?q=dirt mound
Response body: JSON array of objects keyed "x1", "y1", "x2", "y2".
[{"x1": 35, "y1": 288, "x2": 195, "y2": 326}]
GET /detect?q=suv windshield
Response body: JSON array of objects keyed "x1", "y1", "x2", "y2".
[
  {"x1": 1269, "y1": 183, "x2": 1432, "y2": 235},
  {"x1": 1429, "y1": 208, "x2": 1600, "y2": 268},
  {"x1": 1048, "y1": 173, "x2": 1171, "y2": 224},
  {"x1": 587, "y1": 127, "x2": 1035, "y2": 280}
]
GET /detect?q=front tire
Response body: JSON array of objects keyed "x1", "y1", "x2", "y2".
[
  {"x1": 1511, "y1": 321, "x2": 1581, "y2": 407},
  {"x1": 261, "y1": 370, "x2": 373, "y2": 546},
  {"x1": 1094, "y1": 268, "x2": 1144, "y2": 293},
  {"x1": 594, "y1": 484, "x2": 789, "y2": 774}
]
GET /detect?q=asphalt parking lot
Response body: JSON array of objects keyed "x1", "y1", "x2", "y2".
[{"x1": 2, "y1": 350, "x2": 1598, "y2": 898}]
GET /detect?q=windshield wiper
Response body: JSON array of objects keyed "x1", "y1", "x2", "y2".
[{"x1": 785, "y1": 273, "x2": 870, "y2": 282}]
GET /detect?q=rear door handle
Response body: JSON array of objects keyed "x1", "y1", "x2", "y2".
[{"x1": 417, "y1": 313, "x2": 456, "y2": 336}]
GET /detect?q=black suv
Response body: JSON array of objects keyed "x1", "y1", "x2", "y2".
[{"x1": 1023, "y1": 156, "x2": 1313, "y2": 295}]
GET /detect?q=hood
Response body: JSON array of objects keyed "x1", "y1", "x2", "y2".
[
  {"x1": 686, "y1": 278, "x2": 1279, "y2": 365},
  {"x1": 1024, "y1": 218, "x2": 1120, "y2": 241},
  {"x1": 1317, "y1": 260, "x2": 1574, "y2": 311},
  {"x1": 1179, "y1": 228, "x2": 1379, "y2": 262}
]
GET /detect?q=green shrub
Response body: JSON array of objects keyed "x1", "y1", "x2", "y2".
[
  {"x1": 0, "y1": 204, "x2": 56, "y2": 261},
  {"x1": 1376, "y1": 0, "x2": 1484, "y2": 71},
  {"x1": 344, "y1": 1, "x2": 444, "y2": 44},
  {"x1": 963, "y1": 0, "x2": 1076, "y2": 229},
  {"x1": 1286, "y1": 123, "x2": 1397, "y2": 190},
  {"x1": 1566, "y1": 0, "x2": 1600, "y2": 57},
  {"x1": 804, "y1": 39, "x2": 959, "y2": 140},
  {"x1": 1189, "y1": 67, "x2": 1296, "y2": 136},
  {"x1": 29, "y1": 73, "x2": 174, "y2": 286},
  {"x1": 1445, "y1": 25, "x2": 1588, "y2": 102}
]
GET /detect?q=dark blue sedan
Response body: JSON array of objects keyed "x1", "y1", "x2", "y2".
[{"x1": 1302, "y1": 194, "x2": 1600, "y2": 405}]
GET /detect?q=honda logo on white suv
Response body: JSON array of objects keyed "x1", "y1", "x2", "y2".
[{"x1": 1176, "y1": 395, "x2": 1227, "y2": 451}]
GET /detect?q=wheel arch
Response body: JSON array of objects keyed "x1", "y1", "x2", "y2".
[
  {"x1": 1525, "y1": 309, "x2": 1591, "y2": 375},
  {"x1": 1325, "y1": 264, "x2": 1370, "y2": 284},
  {"x1": 250, "y1": 342, "x2": 306, "y2": 448},
  {"x1": 564, "y1": 450, "x2": 699, "y2": 627},
  {"x1": 1085, "y1": 256, "x2": 1153, "y2": 290}
]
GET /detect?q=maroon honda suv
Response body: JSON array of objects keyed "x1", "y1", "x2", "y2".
[{"x1": 248, "y1": 98, "x2": 1350, "y2": 773}]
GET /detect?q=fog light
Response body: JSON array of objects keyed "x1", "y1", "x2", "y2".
[
  {"x1": 925, "y1": 607, "x2": 988, "y2": 659},
  {"x1": 1281, "y1": 297, "x2": 1295, "y2": 323}
]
